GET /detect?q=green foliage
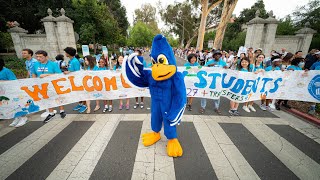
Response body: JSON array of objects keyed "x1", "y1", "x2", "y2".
[
  {"x1": 1, "y1": 55, "x2": 27, "y2": 79},
  {"x1": 128, "y1": 21, "x2": 155, "y2": 47},
  {"x1": 292, "y1": 0, "x2": 320, "y2": 50},
  {"x1": 237, "y1": 0, "x2": 268, "y2": 24},
  {"x1": 223, "y1": 31, "x2": 246, "y2": 50},
  {"x1": 0, "y1": 32, "x2": 13, "y2": 52},
  {"x1": 204, "y1": 31, "x2": 216, "y2": 49},
  {"x1": 134, "y1": 3, "x2": 160, "y2": 34},
  {"x1": 103, "y1": 0, "x2": 129, "y2": 36},
  {"x1": 276, "y1": 16, "x2": 298, "y2": 35}
]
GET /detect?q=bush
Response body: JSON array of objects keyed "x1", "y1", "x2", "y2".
[
  {"x1": 1, "y1": 55, "x2": 27, "y2": 79},
  {"x1": 316, "y1": 104, "x2": 320, "y2": 113}
]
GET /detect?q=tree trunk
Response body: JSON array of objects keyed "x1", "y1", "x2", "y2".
[
  {"x1": 196, "y1": 0, "x2": 208, "y2": 51},
  {"x1": 185, "y1": 32, "x2": 198, "y2": 49},
  {"x1": 213, "y1": 0, "x2": 238, "y2": 49}
]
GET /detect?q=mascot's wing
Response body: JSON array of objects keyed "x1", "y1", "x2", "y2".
[
  {"x1": 122, "y1": 53, "x2": 150, "y2": 88},
  {"x1": 166, "y1": 72, "x2": 187, "y2": 126}
]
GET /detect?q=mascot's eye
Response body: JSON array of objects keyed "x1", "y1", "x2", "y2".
[{"x1": 157, "y1": 54, "x2": 168, "y2": 65}]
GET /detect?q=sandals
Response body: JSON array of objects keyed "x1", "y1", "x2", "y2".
[{"x1": 94, "y1": 106, "x2": 100, "y2": 112}]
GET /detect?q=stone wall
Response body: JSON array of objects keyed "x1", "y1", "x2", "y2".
[
  {"x1": 245, "y1": 10, "x2": 316, "y2": 56},
  {"x1": 8, "y1": 8, "x2": 76, "y2": 59}
]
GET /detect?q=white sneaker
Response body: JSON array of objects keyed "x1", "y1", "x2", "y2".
[
  {"x1": 248, "y1": 105, "x2": 256, "y2": 112},
  {"x1": 41, "y1": 110, "x2": 57, "y2": 118},
  {"x1": 242, "y1": 106, "x2": 250, "y2": 112},
  {"x1": 260, "y1": 104, "x2": 267, "y2": 111},
  {"x1": 15, "y1": 117, "x2": 28, "y2": 127},
  {"x1": 269, "y1": 103, "x2": 276, "y2": 109},
  {"x1": 266, "y1": 106, "x2": 274, "y2": 112},
  {"x1": 9, "y1": 117, "x2": 21, "y2": 127}
]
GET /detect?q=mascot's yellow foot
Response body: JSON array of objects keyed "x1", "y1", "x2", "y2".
[
  {"x1": 167, "y1": 138, "x2": 183, "y2": 157},
  {"x1": 142, "y1": 132, "x2": 161, "y2": 146}
]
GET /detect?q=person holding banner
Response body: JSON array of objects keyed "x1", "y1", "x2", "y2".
[
  {"x1": 185, "y1": 54, "x2": 200, "y2": 111},
  {"x1": 114, "y1": 55, "x2": 130, "y2": 110},
  {"x1": 63, "y1": 47, "x2": 83, "y2": 113},
  {"x1": 31, "y1": 50, "x2": 67, "y2": 123},
  {"x1": 240, "y1": 57, "x2": 256, "y2": 113},
  {"x1": 22, "y1": 49, "x2": 38, "y2": 78},
  {"x1": 200, "y1": 50, "x2": 227, "y2": 115}
]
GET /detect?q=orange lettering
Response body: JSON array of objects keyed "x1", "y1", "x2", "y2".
[
  {"x1": 51, "y1": 78, "x2": 71, "y2": 95},
  {"x1": 68, "y1": 76, "x2": 84, "y2": 91},
  {"x1": 93, "y1": 76, "x2": 103, "y2": 91},
  {"x1": 83, "y1": 75, "x2": 94, "y2": 92},
  {"x1": 21, "y1": 83, "x2": 49, "y2": 101},
  {"x1": 120, "y1": 74, "x2": 131, "y2": 88},
  {"x1": 104, "y1": 76, "x2": 118, "y2": 91}
]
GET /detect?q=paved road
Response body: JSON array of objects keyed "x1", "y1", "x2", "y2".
[
  {"x1": 0, "y1": 53, "x2": 319, "y2": 179},
  {"x1": 0, "y1": 110, "x2": 319, "y2": 179}
]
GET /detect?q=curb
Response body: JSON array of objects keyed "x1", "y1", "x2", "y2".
[{"x1": 286, "y1": 108, "x2": 320, "y2": 126}]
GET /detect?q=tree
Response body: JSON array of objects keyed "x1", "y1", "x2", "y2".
[
  {"x1": 276, "y1": 16, "x2": 298, "y2": 35},
  {"x1": 0, "y1": 32, "x2": 13, "y2": 52},
  {"x1": 213, "y1": 0, "x2": 238, "y2": 49},
  {"x1": 71, "y1": 0, "x2": 121, "y2": 53},
  {"x1": 292, "y1": 0, "x2": 320, "y2": 50},
  {"x1": 192, "y1": 0, "x2": 223, "y2": 50},
  {"x1": 128, "y1": 21, "x2": 155, "y2": 47},
  {"x1": 159, "y1": 2, "x2": 197, "y2": 48},
  {"x1": 134, "y1": 3, "x2": 160, "y2": 34},
  {"x1": 103, "y1": 0, "x2": 129, "y2": 36}
]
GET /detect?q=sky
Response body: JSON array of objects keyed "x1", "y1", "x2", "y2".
[{"x1": 120, "y1": 0, "x2": 309, "y2": 29}]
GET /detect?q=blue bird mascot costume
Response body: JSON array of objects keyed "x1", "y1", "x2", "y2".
[{"x1": 122, "y1": 34, "x2": 187, "y2": 157}]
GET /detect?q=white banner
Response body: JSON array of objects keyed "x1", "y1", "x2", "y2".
[{"x1": 0, "y1": 67, "x2": 319, "y2": 119}]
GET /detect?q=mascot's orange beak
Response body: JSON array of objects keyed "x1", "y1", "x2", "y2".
[
  {"x1": 25, "y1": 103, "x2": 29, "y2": 107},
  {"x1": 152, "y1": 64, "x2": 176, "y2": 81}
]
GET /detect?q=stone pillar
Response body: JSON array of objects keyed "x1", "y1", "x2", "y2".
[
  {"x1": 295, "y1": 23, "x2": 317, "y2": 56},
  {"x1": 263, "y1": 11, "x2": 278, "y2": 55},
  {"x1": 244, "y1": 10, "x2": 266, "y2": 51},
  {"x1": 41, "y1": 8, "x2": 59, "y2": 59},
  {"x1": 55, "y1": 8, "x2": 77, "y2": 57},
  {"x1": 7, "y1": 22, "x2": 28, "y2": 58}
]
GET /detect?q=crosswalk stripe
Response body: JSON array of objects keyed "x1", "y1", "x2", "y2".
[
  {"x1": 47, "y1": 116, "x2": 112, "y2": 180},
  {"x1": 207, "y1": 119, "x2": 261, "y2": 180},
  {"x1": 220, "y1": 123, "x2": 299, "y2": 180},
  {"x1": 89, "y1": 121, "x2": 142, "y2": 179},
  {"x1": 174, "y1": 122, "x2": 218, "y2": 180},
  {"x1": 131, "y1": 119, "x2": 157, "y2": 180},
  {"x1": 268, "y1": 124, "x2": 320, "y2": 164},
  {"x1": 7, "y1": 121, "x2": 94, "y2": 180},
  {"x1": 0, "y1": 118, "x2": 72, "y2": 180},
  {"x1": 243, "y1": 122, "x2": 320, "y2": 179},
  {"x1": 67, "y1": 115, "x2": 121, "y2": 180},
  {"x1": 0, "y1": 121, "x2": 43, "y2": 155}
]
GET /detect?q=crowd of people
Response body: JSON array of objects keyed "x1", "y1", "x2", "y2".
[
  {"x1": 180, "y1": 47, "x2": 320, "y2": 116},
  {"x1": 0, "y1": 45, "x2": 319, "y2": 127}
]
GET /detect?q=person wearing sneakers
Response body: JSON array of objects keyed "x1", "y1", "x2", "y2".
[
  {"x1": 0, "y1": 58, "x2": 24, "y2": 127},
  {"x1": 93, "y1": 57, "x2": 111, "y2": 112},
  {"x1": 200, "y1": 50, "x2": 227, "y2": 115},
  {"x1": 263, "y1": 55, "x2": 282, "y2": 112},
  {"x1": 253, "y1": 54, "x2": 266, "y2": 111},
  {"x1": 64, "y1": 47, "x2": 82, "y2": 113},
  {"x1": 240, "y1": 57, "x2": 256, "y2": 114},
  {"x1": 114, "y1": 55, "x2": 130, "y2": 110},
  {"x1": 184, "y1": 53, "x2": 199, "y2": 111},
  {"x1": 133, "y1": 49, "x2": 146, "y2": 109},
  {"x1": 32, "y1": 50, "x2": 66, "y2": 123},
  {"x1": 80, "y1": 55, "x2": 96, "y2": 113}
]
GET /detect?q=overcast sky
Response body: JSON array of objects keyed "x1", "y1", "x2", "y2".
[{"x1": 120, "y1": 0, "x2": 309, "y2": 29}]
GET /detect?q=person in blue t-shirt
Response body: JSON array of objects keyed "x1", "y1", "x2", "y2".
[
  {"x1": 63, "y1": 47, "x2": 83, "y2": 112},
  {"x1": 77, "y1": 55, "x2": 96, "y2": 114},
  {"x1": 114, "y1": 55, "x2": 130, "y2": 111},
  {"x1": 309, "y1": 51, "x2": 320, "y2": 70},
  {"x1": 185, "y1": 54, "x2": 199, "y2": 111},
  {"x1": 287, "y1": 57, "x2": 304, "y2": 71},
  {"x1": 0, "y1": 58, "x2": 17, "y2": 81},
  {"x1": 200, "y1": 50, "x2": 227, "y2": 115},
  {"x1": 31, "y1": 50, "x2": 66, "y2": 123},
  {"x1": 22, "y1": 48, "x2": 38, "y2": 78}
]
